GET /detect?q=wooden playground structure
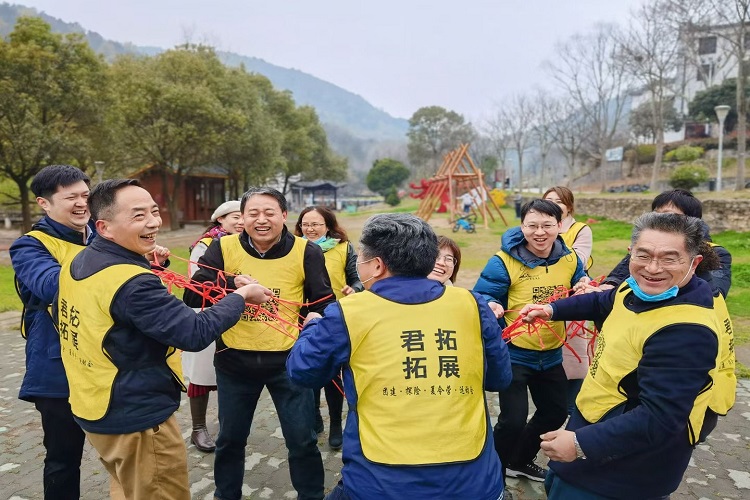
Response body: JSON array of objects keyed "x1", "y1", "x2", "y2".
[{"x1": 414, "y1": 144, "x2": 507, "y2": 229}]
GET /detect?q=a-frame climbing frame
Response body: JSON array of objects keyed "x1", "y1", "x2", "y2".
[{"x1": 414, "y1": 144, "x2": 507, "y2": 229}]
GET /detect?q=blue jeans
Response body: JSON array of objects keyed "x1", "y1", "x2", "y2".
[{"x1": 213, "y1": 368, "x2": 324, "y2": 500}]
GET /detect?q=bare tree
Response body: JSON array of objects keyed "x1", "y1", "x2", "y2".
[
  {"x1": 620, "y1": 0, "x2": 684, "y2": 191},
  {"x1": 547, "y1": 95, "x2": 592, "y2": 186},
  {"x1": 530, "y1": 89, "x2": 557, "y2": 192},
  {"x1": 547, "y1": 24, "x2": 633, "y2": 192},
  {"x1": 668, "y1": 0, "x2": 748, "y2": 190},
  {"x1": 489, "y1": 94, "x2": 534, "y2": 190}
]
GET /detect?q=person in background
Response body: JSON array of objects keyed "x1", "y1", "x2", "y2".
[
  {"x1": 57, "y1": 179, "x2": 271, "y2": 499},
  {"x1": 183, "y1": 187, "x2": 333, "y2": 500},
  {"x1": 599, "y1": 189, "x2": 731, "y2": 297},
  {"x1": 287, "y1": 213, "x2": 512, "y2": 500},
  {"x1": 522, "y1": 213, "x2": 720, "y2": 499},
  {"x1": 183, "y1": 200, "x2": 243, "y2": 453},
  {"x1": 294, "y1": 205, "x2": 363, "y2": 450},
  {"x1": 543, "y1": 186, "x2": 593, "y2": 414},
  {"x1": 473, "y1": 199, "x2": 586, "y2": 484},
  {"x1": 460, "y1": 192, "x2": 473, "y2": 214},
  {"x1": 427, "y1": 235, "x2": 462, "y2": 286},
  {"x1": 513, "y1": 191, "x2": 522, "y2": 219},
  {"x1": 10, "y1": 164, "x2": 94, "y2": 500}
]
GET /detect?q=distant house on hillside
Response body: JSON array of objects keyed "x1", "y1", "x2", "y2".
[
  {"x1": 630, "y1": 21, "x2": 747, "y2": 144},
  {"x1": 128, "y1": 165, "x2": 228, "y2": 229}
]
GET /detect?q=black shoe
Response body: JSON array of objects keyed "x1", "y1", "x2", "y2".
[
  {"x1": 329, "y1": 421, "x2": 342, "y2": 450},
  {"x1": 506, "y1": 462, "x2": 547, "y2": 482},
  {"x1": 191, "y1": 426, "x2": 216, "y2": 453},
  {"x1": 314, "y1": 411, "x2": 324, "y2": 435}
]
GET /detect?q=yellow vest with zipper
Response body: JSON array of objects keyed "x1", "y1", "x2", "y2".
[
  {"x1": 339, "y1": 287, "x2": 487, "y2": 465},
  {"x1": 577, "y1": 282, "x2": 720, "y2": 444},
  {"x1": 709, "y1": 292, "x2": 735, "y2": 415},
  {"x1": 18, "y1": 230, "x2": 86, "y2": 338},
  {"x1": 324, "y1": 241, "x2": 349, "y2": 300},
  {"x1": 497, "y1": 249, "x2": 578, "y2": 351},
  {"x1": 58, "y1": 263, "x2": 185, "y2": 421},
  {"x1": 219, "y1": 234, "x2": 306, "y2": 351},
  {"x1": 560, "y1": 221, "x2": 594, "y2": 271}
]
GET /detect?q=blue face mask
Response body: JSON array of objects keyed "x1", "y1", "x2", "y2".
[
  {"x1": 625, "y1": 276, "x2": 678, "y2": 302},
  {"x1": 625, "y1": 257, "x2": 695, "y2": 302}
]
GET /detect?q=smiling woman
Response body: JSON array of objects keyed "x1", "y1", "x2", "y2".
[{"x1": 428, "y1": 236, "x2": 461, "y2": 285}]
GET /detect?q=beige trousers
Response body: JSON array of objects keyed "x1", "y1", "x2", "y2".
[{"x1": 85, "y1": 414, "x2": 190, "y2": 500}]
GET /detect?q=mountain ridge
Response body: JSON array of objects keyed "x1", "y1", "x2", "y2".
[{"x1": 0, "y1": 2, "x2": 409, "y2": 144}]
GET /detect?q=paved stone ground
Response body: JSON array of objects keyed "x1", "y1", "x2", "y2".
[{"x1": 0, "y1": 310, "x2": 748, "y2": 499}]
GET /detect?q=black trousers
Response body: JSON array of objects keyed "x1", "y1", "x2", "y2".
[
  {"x1": 493, "y1": 363, "x2": 568, "y2": 474},
  {"x1": 34, "y1": 397, "x2": 86, "y2": 500},
  {"x1": 315, "y1": 378, "x2": 344, "y2": 424}
]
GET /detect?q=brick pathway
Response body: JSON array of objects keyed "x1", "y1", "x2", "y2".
[{"x1": 0, "y1": 310, "x2": 748, "y2": 499}]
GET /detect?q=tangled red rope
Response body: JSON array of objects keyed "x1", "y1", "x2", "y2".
[{"x1": 501, "y1": 276, "x2": 605, "y2": 364}]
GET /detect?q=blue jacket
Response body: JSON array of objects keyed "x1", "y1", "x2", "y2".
[
  {"x1": 473, "y1": 227, "x2": 586, "y2": 370},
  {"x1": 10, "y1": 216, "x2": 95, "y2": 401},
  {"x1": 287, "y1": 276, "x2": 512, "y2": 500},
  {"x1": 548, "y1": 276, "x2": 718, "y2": 498},
  {"x1": 67, "y1": 237, "x2": 247, "y2": 434}
]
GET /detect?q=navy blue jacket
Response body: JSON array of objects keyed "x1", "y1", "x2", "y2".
[
  {"x1": 548, "y1": 276, "x2": 718, "y2": 498},
  {"x1": 10, "y1": 216, "x2": 95, "y2": 401},
  {"x1": 287, "y1": 277, "x2": 512, "y2": 500},
  {"x1": 67, "y1": 237, "x2": 247, "y2": 434}
]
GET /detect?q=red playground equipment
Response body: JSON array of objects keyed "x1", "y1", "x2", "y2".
[
  {"x1": 409, "y1": 179, "x2": 450, "y2": 212},
  {"x1": 412, "y1": 144, "x2": 507, "y2": 228}
]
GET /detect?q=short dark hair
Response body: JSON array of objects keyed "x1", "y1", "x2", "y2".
[
  {"x1": 89, "y1": 179, "x2": 142, "y2": 221},
  {"x1": 30, "y1": 165, "x2": 90, "y2": 199},
  {"x1": 240, "y1": 187, "x2": 287, "y2": 213},
  {"x1": 437, "y1": 235, "x2": 461, "y2": 282},
  {"x1": 651, "y1": 189, "x2": 702, "y2": 218},
  {"x1": 631, "y1": 212, "x2": 704, "y2": 257},
  {"x1": 359, "y1": 214, "x2": 438, "y2": 277},
  {"x1": 294, "y1": 206, "x2": 348, "y2": 242},
  {"x1": 521, "y1": 199, "x2": 563, "y2": 222}
]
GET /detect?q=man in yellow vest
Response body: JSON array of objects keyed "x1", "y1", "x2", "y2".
[
  {"x1": 473, "y1": 199, "x2": 586, "y2": 484},
  {"x1": 10, "y1": 165, "x2": 94, "y2": 499},
  {"x1": 523, "y1": 213, "x2": 720, "y2": 499},
  {"x1": 184, "y1": 187, "x2": 334, "y2": 500},
  {"x1": 287, "y1": 213, "x2": 513, "y2": 499},
  {"x1": 57, "y1": 179, "x2": 272, "y2": 499}
]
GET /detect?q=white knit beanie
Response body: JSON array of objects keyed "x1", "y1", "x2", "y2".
[{"x1": 210, "y1": 200, "x2": 241, "y2": 222}]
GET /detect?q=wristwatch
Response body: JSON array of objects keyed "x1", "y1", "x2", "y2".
[{"x1": 573, "y1": 433, "x2": 587, "y2": 460}]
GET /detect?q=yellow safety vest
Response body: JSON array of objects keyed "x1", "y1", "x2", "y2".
[
  {"x1": 19, "y1": 231, "x2": 87, "y2": 338},
  {"x1": 339, "y1": 287, "x2": 487, "y2": 465},
  {"x1": 324, "y1": 241, "x2": 349, "y2": 300},
  {"x1": 58, "y1": 262, "x2": 185, "y2": 421},
  {"x1": 710, "y1": 292, "x2": 736, "y2": 415},
  {"x1": 219, "y1": 234, "x2": 307, "y2": 351},
  {"x1": 560, "y1": 221, "x2": 594, "y2": 271},
  {"x1": 578, "y1": 283, "x2": 720, "y2": 445},
  {"x1": 497, "y1": 249, "x2": 578, "y2": 351}
]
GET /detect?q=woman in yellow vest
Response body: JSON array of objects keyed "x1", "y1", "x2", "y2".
[
  {"x1": 427, "y1": 236, "x2": 461, "y2": 286},
  {"x1": 543, "y1": 186, "x2": 593, "y2": 416},
  {"x1": 294, "y1": 206, "x2": 363, "y2": 450},
  {"x1": 183, "y1": 200, "x2": 243, "y2": 453}
]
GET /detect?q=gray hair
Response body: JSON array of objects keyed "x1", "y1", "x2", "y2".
[
  {"x1": 631, "y1": 212, "x2": 704, "y2": 257},
  {"x1": 240, "y1": 187, "x2": 288, "y2": 213},
  {"x1": 359, "y1": 213, "x2": 438, "y2": 277}
]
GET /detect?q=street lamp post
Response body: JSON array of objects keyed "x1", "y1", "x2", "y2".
[{"x1": 714, "y1": 105, "x2": 730, "y2": 191}]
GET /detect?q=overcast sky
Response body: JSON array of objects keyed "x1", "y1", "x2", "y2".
[{"x1": 20, "y1": 0, "x2": 645, "y2": 121}]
